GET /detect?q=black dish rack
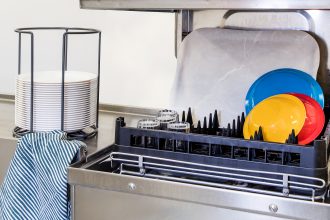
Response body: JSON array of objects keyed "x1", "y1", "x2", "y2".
[{"x1": 107, "y1": 117, "x2": 330, "y2": 201}]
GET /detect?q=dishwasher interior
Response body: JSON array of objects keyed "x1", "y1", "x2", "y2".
[{"x1": 78, "y1": 117, "x2": 330, "y2": 202}]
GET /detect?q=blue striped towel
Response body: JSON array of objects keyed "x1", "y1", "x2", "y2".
[{"x1": 0, "y1": 130, "x2": 85, "y2": 220}]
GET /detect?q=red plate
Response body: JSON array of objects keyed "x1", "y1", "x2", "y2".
[{"x1": 289, "y1": 93, "x2": 325, "y2": 145}]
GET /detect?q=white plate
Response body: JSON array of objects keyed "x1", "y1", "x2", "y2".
[
  {"x1": 16, "y1": 79, "x2": 97, "y2": 86},
  {"x1": 16, "y1": 92, "x2": 97, "y2": 97},
  {"x1": 16, "y1": 118, "x2": 97, "y2": 125},
  {"x1": 15, "y1": 122, "x2": 96, "y2": 131},
  {"x1": 15, "y1": 112, "x2": 97, "y2": 120},
  {"x1": 15, "y1": 102, "x2": 97, "y2": 109},
  {"x1": 16, "y1": 87, "x2": 97, "y2": 94},
  {"x1": 16, "y1": 119, "x2": 96, "y2": 127},
  {"x1": 17, "y1": 70, "x2": 97, "y2": 83},
  {"x1": 16, "y1": 98, "x2": 97, "y2": 105},
  {"x1": 15, "y1": 105, "x2": 97, "y2": 112},
  {"x1": 16, "y1": 117, "x2": 96, "y2": 127},
  {"x1": 16, "y1": 114, "x2": 97, "y2": 123},
  {"x1": 15, "y1": 110, "x2": 97, "y2": 118},
  {"x1": 15, "y1": 70, "x2": 98, "y2": 131},
  {"x1": 16, "y1": 84, "x2": 97, "y2": 93},
  {"x1": 16, "y1": 120, "x2": 96, "y2": 128}
]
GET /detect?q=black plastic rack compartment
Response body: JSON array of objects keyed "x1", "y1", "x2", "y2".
[{"x1": 114, "y1": 117, "x2": 329, "y2": 183}]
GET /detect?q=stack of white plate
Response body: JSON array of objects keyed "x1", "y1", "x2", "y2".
[{"x1": 15, "y1": 70, "x2": 98, "y2": 132}]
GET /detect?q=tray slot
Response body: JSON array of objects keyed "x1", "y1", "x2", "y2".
[
  {"x1": 285, "y1": 152, "x2": 301, "y2": 167},
  {"x1": 266, "y1": 150, "x2": 283, "y2": 164},
  {"x1": 251, "y1": 148, "x2": 266, "y2": 162},
  {"x1": 210, "y1": 145, "x2": 233, "y2": 158},
  {"x1": 234, "y1": 147, "x2": 248, "y2": 160},
  {"x1": 190, "y1": 142, "x2": 210, "y2": 155},
  {"x1": 130, "y1": 135, "x2": 144, "y2": 147},
  {"x1": 130, "y1": 135, "x2": 159, "y2": 149}
]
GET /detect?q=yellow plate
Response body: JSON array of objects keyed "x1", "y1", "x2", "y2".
[{"x1": 243, "y1": 94, "x2": 306, "y2": 143}]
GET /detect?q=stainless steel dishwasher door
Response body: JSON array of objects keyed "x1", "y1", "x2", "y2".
[
  {"x1": 69, "y1": 168, "x2": 330, "y2": 220},
  {"x1": 72, "y1": 185, "x2": 286, "y2": 220}
]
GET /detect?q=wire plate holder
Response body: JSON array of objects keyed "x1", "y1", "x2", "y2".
[{"x1": 13, "y1": 27, "x2": 102, "y2": 139}]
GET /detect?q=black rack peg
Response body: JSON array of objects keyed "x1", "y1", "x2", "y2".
[
  {"x1": 208, "y1": 113, "x2": 213, "y2": 135},
  {"x1": 232, "y1": 119, "x2": 236, "y2": 137},
  {"x1": 182, "y1": 110, "x2": 186, "y2": 122},
  {"x1": 212, "y1": 110, "x2": 219, "y2": 133},
  {"x1": 257, "y1": 127, "x2": 263, "y2": 141},
  {"x1": 196, "y1": 120, "x2": 202, "y2": 134},
  {"x1": 237, "y1": 115, "x2": 241, "y2": 137},
  {"x1": 187, "y1": 107, "x2": 193, "y2": 128},
  {"x1": 202, "y1": 117, "x2": 208, "y2": 134},
  {"x1": 254, "y1": 130, "x2": 258, "y2": 140},
  {"x1": 241, "y1": 112, "x2": 245, "y2": 134},
  {"x1": 227, "y1": 123, "x2": 231, "y2": 137}
]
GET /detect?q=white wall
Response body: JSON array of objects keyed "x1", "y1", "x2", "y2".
[{"x1": 0, "y1": 0, "x2": 177, "y2": 108}]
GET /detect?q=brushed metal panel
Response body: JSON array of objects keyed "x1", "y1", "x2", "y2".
[
  {"x1": 0, "y1": 138, "x2": 17, "y2": 184},
  {"x1": 72, "y1": 185, "x2": 288, "y2": 220},
  {"x1": 221, "y1": 11, "x2": 311, "y2": 30},
  {"x1": 80, "y1": 0, "x2": 330, "y2": 10},
  {"x1": 0, "y1": 98, "x2": 148, "y2": 158},
  {"x1": 178, "y1": 10, "x2": 330, "y2": 104},
  {"x1": 68, "y1": 168, "x2": 330, "y2": 220}
]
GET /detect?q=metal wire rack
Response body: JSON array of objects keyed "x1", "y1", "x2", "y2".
[
  {"x1": 103, "y1": 152, "x2": 328, "y2": 202},
  {"x1": 13, "y1": 27, "x2": 101, "y2": 140}
]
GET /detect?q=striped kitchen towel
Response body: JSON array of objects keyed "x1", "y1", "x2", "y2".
[{"x1": 0, "y1": 130, "x2": 85, "y2": 220}]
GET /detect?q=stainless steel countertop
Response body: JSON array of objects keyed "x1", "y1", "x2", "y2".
[
  {"x1": 84, "y1": 111, "x2": 147, "y2": 154},
  {"x1": 0, "y1": 98, "x2": 150, "y2": 154}
]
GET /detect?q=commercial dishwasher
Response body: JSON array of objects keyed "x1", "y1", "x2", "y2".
[{"x1": 69, "y1": 1, "x2": 330, "y2": 219}]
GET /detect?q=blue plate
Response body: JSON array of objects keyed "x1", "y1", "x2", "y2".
[{"x1": 245, "y1": 68, "x2": 324, "y2": 114}]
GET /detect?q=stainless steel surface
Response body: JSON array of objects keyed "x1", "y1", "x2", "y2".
[
  {"x1": 0, "y1": 98, "x2": 150, "y2": 184},
  {"x1": 79, "y1": 1, "x2": 330, "y2": 102},
  {"x1": 0, "y1": 94, "x2": 160, "y2": 117},
  {"x1": 68, "y1": 167, "x2": 330, "y2": 220},
  {"x1": 175, "y1": 9, "x2": 330, "y2": 102},
  {"x1": 269, "y1": 204, "x2": 279, "y2": 213},
  {"x1": 0, "y1": 98, "x2": 16, "y2": 140},
  {"x1": 0, "y1": 96, "x2": 152, "y2": 153},
  {"x1": 72, "y1": 186, "x2": 287, "y2": 220},
  {"x1": 0, "y1": 99, "x2": 18, "y2": 184},
  {"x1": 99, "y1": 103, "x2": 160, "y2": 116},
  {"x1": 84, "y1": 110, "x2": 149, "y2": 154},
  {"x1": 0, "y1": 138, "x2": 17, "y2": 184},
  {"x1": 105, "y1": 152, "x2": 326, "y2": 201},
  {"x1": 79, "y1": 2, "x2": 330, "y2": 101},
  {"x1": 80, "y1": 0, "x2": 330, "y2": 10}
]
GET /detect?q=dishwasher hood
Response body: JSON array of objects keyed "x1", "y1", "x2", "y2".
[
  {"x1": 79, "y1": 0, "x2": 330, "y2": 10},
  {"x1": 79, "y1": 1, "x2": 330, "y2": 101}
]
